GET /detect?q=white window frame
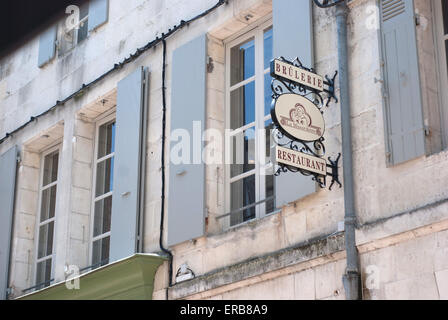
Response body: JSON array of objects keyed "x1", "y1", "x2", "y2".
[
  {"x1": 33, "y1": 143, "x2": 62, "y2": 288},
  {"x1": 88, "y1": 111, "x2": 116, "y2": 268},
  {"x1": 224, "y1": 18, "x2": 274, "y2": 229},
  {"x1": 434, "y1": 0, "x2": 448, "y2": 149}
]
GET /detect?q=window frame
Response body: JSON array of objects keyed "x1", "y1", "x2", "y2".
[
  {"x1": 33, "y1": 143, "x2": 62, "y2": 289},
  {"x1": 88, "y1": 111, "x2": 116, "y2": 268},
  {"x1": 58, "y1": 2, "x2": 90, "y2": 56},
  {"x1": 224, "y1": 18, "x2": 274, "y2": 229}
]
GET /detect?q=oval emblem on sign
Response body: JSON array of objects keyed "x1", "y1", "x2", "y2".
[{"x1": 272, "y1": 94, "x2": 325, "y2": 142}]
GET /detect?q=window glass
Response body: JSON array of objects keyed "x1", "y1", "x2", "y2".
[
  {"x1": 36, "y1": 259, "x2": 52, "y2": 289},
  {"x1": 38, "y1": 222, "x2": 54, "y2": 259},
  {"x1": 264, "y1": 27, "x2": 273, "y2": 69},
  {"x1": 95, "y1": 157, "x2": 114, "y2": 197},
  {"x1": 92, "y1": 236, "x2": 110, "y2": 267},
  {"x1": 231, "y1": 128, "x2": 256, "y2": 178},
  {"x1": 230, "y1": 81, "x2": 256, "y2": 129},
  {"x1": 264, "y1": 73, "x2": 273, "y2": 116},
  {"x1": 77, "y1": 3, "x2": 89, "y2": 43},
  {"x1": 43, "y1": 151, "x2": 59, "y2": 186},
  {"x1": 230, "y1": 37, "x2": 255, "y2": 86},
  {"x1": 40, "y1": 185, "x2": 57, "y2": 222},
  {"x1": 230, "y1": 175, "x2": 256, "y2": 225},
  {"x1": 98, "y1": 121, "x2": 116, "y2": 159},
  {"x1": 265, "y1": 174, "x2": 275, "y2": 214},
  {"x1": 93, "y1": 196, "x2": 112, "y2": 237}
]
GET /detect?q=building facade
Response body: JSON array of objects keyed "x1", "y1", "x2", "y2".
[{"x1": 0, "y1": 0, "x2": 448, "y2": 300}]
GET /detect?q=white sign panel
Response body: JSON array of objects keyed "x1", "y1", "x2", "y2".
[
  {"x1": 276, "y1": 146, "x2": 327, "y2": 176},
  {"x1": 273, "y1": 94, "x2": 325, "y2": 142},
  {"x1": 272, "y1": 59, "x2": 324, "y2": 92}
]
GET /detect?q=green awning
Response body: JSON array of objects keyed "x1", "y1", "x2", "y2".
[{"x1": 19, "y1": 254, "x2": 167, "y2": 300}]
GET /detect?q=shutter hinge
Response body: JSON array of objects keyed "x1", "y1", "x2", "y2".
[
  {"x1": 415, "y1": 14, "x2": 421, "y2": 26},
  {"x1": 424, "y1": 121, "x2": 431, "y2": 136},
  {"x1": 207, "y1": 56, "x2": 214, "y2": 73}
]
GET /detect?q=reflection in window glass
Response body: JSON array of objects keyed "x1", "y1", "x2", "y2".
[
  {"x1": 265, "y1": 120, "x2": 274, "y2": 161},
  {"x1": 230, "y1": 175, "x2": 256, "y2": 225},
  {"x1": 40, "y1": 185, "x2": 57, "y2": 222},
  {"x1": 266, "y1": 175, "x2": 275, "y2": 214},
  {"x1": 264, "y1": 74, "x2": 274, "y2": 116},
  {"x1": 77, "y1": 3, "x2": 89, "y2": 43},
  {"x1": 35, "y1": 259, "x2": 52, "y2": 290},
  {"x1": 43, "y1": 151, "x2": 59, "y2": 186},
  {"x1": 38, "y1": 222, "x2": 54, "y2": 259},
  {"x1": 231, "y1": 128, "x2": 256, "y2": 178},
  {"x1": 95, "y1": 157, "x2": 114, "y2": 197},
  {"x1": 98, "y1": 121, "x2": 116, "y2": 159},
  {"x1": 230, "y1": 81, "x2": 256, "y2": 130},
  {"x1": 230, "y1": 37, "x2": 255, "y2": 86},
  {"x1": 93, "y1": 196, "x2": 112, "y2": 238},
  {"x1": 92, "y1": 236, "x2": 110, "y2": 267},
  {"x1": 264, "y1": 27, "x2": 273, "y2": 69}
]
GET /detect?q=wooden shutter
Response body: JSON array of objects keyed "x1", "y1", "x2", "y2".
[
  {"x1": 37, "y1": 26, "x2": 57, "y2": 67},
  {"x1": 88, "y1": 0, "x2": 109, "y2": 32},
  {"x1": 273, "y1": 0, "x2": 316, "y2": 207},
  {"x1": 109, "y1": 67, "x2": 148, "y2": 262},
  {"x1": 167, "y1": 34, "x2": 207, "y2": 247},
  {"x1": 380, "y1": 0, "x2": 425, "y2": 165},
  {"x1": 0, "y1": 146, "x2": 18, "y2": 300}
]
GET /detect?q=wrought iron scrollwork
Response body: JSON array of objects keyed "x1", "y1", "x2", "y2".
[
  {"x1": 273, "y1": 128, "x2": 325, "y2": 159},
  {"x1": 271, "y1": 56, "x2": 337, "y2": 110},
  {"x1": 270, "y1": 56, "x2": 342, "y2": 190}
]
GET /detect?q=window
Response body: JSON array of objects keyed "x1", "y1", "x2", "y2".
[
  {"x1": 90, "y1": 115, "x2": 115, "y2": 269},
  {"x1": 59, "y1": 3, "x2": 89, "y2": 55},
  {"x1": 35, "y1": 146, "x2": 60, "y2": 290},
  {"x1": 225, "y1": 21, "x2": 275, "y2": 227}
]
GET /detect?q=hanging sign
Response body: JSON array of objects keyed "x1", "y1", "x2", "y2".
[
  {"x1": 270, "y1": 57, "x2": 341, "y2": 190},
  {"x1": 272, "y1": 93, "x2": 325, "y2": 142},
  {"x1": 271, "y1": 58, "x2": 324, "y2": 92}
]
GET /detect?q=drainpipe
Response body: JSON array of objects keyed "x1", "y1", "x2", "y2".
[{"x1": 335, "y1": 1, "x2": 361, "y2": 300}]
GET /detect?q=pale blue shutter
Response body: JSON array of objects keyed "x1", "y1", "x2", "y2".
[
  {"x1": 109, "y1": 67, "x2": 148, "y2": 262},
  {"x1": 37, "y1": 26, "x2": 57, "y2": 67},
  {"x1": 380, "y1": 0, "x2": 425, "y2": 165},
  {"x1": 88, "y1": 0, "x2": 109, "y2": 32},
  {"x1": 0, "y1": 146, "x2": 18, "y2": 300},
  {"x1": 167, "y1": 34, "x2": 207, "y2": 247},
  {"x1": 273, "y1": 0, "x2": 316, "y2": 207}
]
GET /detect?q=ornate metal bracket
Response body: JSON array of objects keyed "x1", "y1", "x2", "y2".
[
  {"x1": 271, "y1": 57, "x2": 338, "y2": 110},
  {"x1": 312, "y1": 0, "x2": 346, "y2": 9},
  {"x1": 323, "y1": 71, "x2": 338, "y2": 107},
  {"x1": 274, "y1": 151, "x2": 342, "y2": 190},
  {"x1": 327, "y1": 153, "x2": 342, "y2": 191}
]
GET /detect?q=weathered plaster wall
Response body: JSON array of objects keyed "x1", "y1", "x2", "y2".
[{"x1": 2, "y1": 0, "x2": 448, "y2": 300}]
